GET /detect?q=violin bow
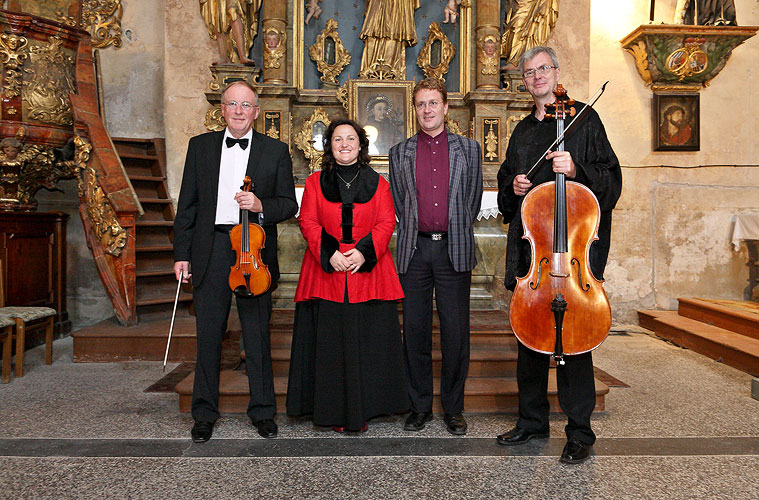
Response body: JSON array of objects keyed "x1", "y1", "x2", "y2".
[
  {"x1": 163, "y1": 269, "x2": 184, "y2": 372},
  {"x1": 524, "y1": 81, "x2": 609, "y2": 179}
]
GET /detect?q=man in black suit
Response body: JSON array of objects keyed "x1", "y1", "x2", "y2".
[{"x1": 173, "y1": 81, "x2": 297, "y2": 442}]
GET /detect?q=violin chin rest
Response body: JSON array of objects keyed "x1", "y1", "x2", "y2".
[{"x1": 233, "y1": 286, "x2": 254, "y2": 298}]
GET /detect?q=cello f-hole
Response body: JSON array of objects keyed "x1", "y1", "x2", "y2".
[
  {"x1": 571, "y1": 258, "x2": 591, "y2": 292},
  {"x1": 529, "y1": 257, "x2": 550, "y2": 290}
]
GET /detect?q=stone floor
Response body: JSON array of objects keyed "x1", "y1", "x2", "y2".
[{"x1": 1, "y1": 329, "x2": 758, "y2": 499}]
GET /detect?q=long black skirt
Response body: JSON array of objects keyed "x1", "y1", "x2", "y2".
[{"x1": 286, "y1": 297, "x2": 409, "y2": 431}]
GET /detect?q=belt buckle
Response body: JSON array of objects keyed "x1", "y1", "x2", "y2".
[{"x1": 431, "y1": 233, "x2": 443, "y2": 241}]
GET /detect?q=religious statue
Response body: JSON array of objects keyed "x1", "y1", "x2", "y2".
[
  {"x1": 500, "y1": 0, "x2": 560, "y2": 68},
  {"x1": 200, "y1": 0, "x2": 262, "y2": 65},
  {"x1": 358, "y1": 0, "x2": 420, "y2": 79},
  {"x1": 305, "y1": 0, "x2": 322, "y2": 25},
  {"x1": 674, "y1": 0, "x2": 736, "y2": 26}
]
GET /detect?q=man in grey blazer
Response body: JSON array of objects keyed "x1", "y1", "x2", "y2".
[
  {"x1": 174, "y1": 81, "x2": 297, "y2": 443},
  {"x1": 389, "y1": 78, "x2": 483, "y2": 435}
]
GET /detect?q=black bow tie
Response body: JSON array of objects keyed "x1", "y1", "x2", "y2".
[{"x1": 225, "y1": 137, "x2": 249, "y2": 150}]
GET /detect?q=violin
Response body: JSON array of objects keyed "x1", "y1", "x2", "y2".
[
  {"x1": 229, "y1": 176, "x2": 271, "y2": 297},
  {"x1": 508, "y1": 84, "x2": 611, "y2": 365}
]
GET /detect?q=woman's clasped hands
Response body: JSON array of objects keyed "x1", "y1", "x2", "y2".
[{"x1": 330, "y1": 248, "x2": 365, "y2": 274}]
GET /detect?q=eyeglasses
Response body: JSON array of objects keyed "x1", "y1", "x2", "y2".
[
  {"x1": 415, "y1": 100, "x2": 441, "y2": 111},
  {"x1": 522, "y1": 64, "x2": 557, "y2": 79},
  {"x1": 222, "y1": 100, "x2": 257, "y2": 111}
]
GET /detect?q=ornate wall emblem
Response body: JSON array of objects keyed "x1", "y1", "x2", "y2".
[
  {"x1": 204, "y1": 105, "x2": 226, "y2": 131},
  {"x1": 417, "y1": 23, "x2": 455, "y2": 83},
  {"x1": 82, "y1": 0, "x2": 124, "y2": 49},
  {"x1": 479, "y1": 34, "x2": 500, "y2": 76},
  {"x1": 264, "y1": 111, "x2": 281, "y2": 139},
  {"x1": 0, "y1": 34, "x2": 29, "y2": 99},
  {"x1": 445, "y1": 116, "x2": 463, "y2": 137},
  {"x1": 665, "y1": 38, "x2": 709, "y2": 81},
  {"x1": 482, "y1": 118, "x2": 500, "y2": 163},
  {"x1": 294, "y1": 107, "x2": 330, "y2": 173},
  {"x1": 74, "y1": 136, "x2": 127, "y2": 257},
  {"x1": 308, "y1": 18, "x2": 351, "y2": 86},
  {"x1": 22, "y1": 36, "x2": 76, "y2": 126},
  {"x1": 263, "y1": 27, "x2": 287, "y2": 70}
]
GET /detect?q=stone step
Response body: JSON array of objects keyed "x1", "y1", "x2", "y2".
[
  {"x1": 174, "y1": 370, "x2": 609, "y2": 415},
  {"x1": 640, "y1": 310, "x2": 759, "y2": 377}
]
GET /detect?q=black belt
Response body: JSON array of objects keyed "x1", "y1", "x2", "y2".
[
  {"x1": 418, "y1": 231, "x2": 447, "y2": 241},
  {"x1": 214, "y1": 224, "x2": 236, "y2": 234}
]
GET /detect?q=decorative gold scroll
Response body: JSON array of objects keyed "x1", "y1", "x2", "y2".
[
  {"x1": 0, "y1": 34, "x2": 28, "y2": 99},
  {"x1": 309, "y1": 18, "x2": 351, "y2": 86},
  {"x1": 74, "y1": 136, "x2": 127, "y2": 257},
  {"x1": 81, "y1": 0, "x2": 123, "y2": 49},
  {"x1": 416, "y1": 23, "x2": 455, "y2": 83},
  {"x1": 482, "y1": 118, "x2": 500, "y2": 163},
  {"x1": 445, "y1": 116, "x2": 463, "y2": 137},
  {"x1": 264, "y1": 111, "x2": 281, "y2": 139},
  {"x1": 22, "y1": 36, "x2": 76, "y2": 126},
  {"x1": 294, "y1": 107, "x2": 331, "y2": 173},
  {"x1": 204, "y1": 105, "x2": 226, "y2": 131}
]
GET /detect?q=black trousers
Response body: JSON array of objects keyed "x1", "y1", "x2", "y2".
[
  {"x1": 516, "y1": 340, "x2": 597, "y2": 445},
  {"x1": 191, "y1": 231, "x2": 275, "y2": 423},
  {"x1": 399, "y1": 236, "x2": 471, "y2": 414}
]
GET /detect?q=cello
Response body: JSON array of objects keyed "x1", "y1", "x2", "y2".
[
  {"x1": 229, "y1": 176, "x2": 271, "y2": 297},
  {"x1": 508, "y1": 84, "x2": 611, "y2": 365}
]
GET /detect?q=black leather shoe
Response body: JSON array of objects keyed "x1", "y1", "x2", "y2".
[
  {"x1": 251, "y1": 418, "x2": 278, "y2": 438},
  {"x1": 496, "y1": 426, "x2": 549, "y2": 446},
  {"x1": 191, "y1": 421, "x2": 214, "y2": 443},
  {"x1": 559, "y1": 439, "x2": 592, "y2": 464},
  {"x1": 443, "y1": 413, "x2": 467, "y2": 435},
  {"x1": 403, "y1": 411, "x2": 432, "y2": 431}
]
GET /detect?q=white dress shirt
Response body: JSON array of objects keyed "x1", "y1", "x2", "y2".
[{"x1": 215, "y1": 128, "x2": 253, "y2": 225}]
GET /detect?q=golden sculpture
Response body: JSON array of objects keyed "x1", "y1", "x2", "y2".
[
  {"x1": 417, "y1": 23, "x2": 455, "y2": 82},
  {"x1": 500, "y1": 0, "x2": 560, "y2": 67},
  {"x1": 204, "y1": 105, "x2": 226, "y2": 131},
  {"x1": 309, "y1": 18, "x2": 351, "y2": 86},
  {"x1": 359, "y1": 0, "x2": 420, "y2": 80},
  {"x1": 200, "y1": 0, "x2": 261, "y2": 65},
  {"x1": 22, "y1": 36, "x2": 76, "y2": 126},
  {"x1": 263, "y1": 27, "x2": 286, "y2": 70},
  {"x1": 665, "y1": 40, "x2": 709, "y2": 81},
  {"x1": 479, "y1": 34, "x2": 500, "y2": 76},
  {"x1": 294, "y1": 107, "x2": 331, "y2": 173},
  {"x1": 82, "y1": 0, "x2": 124, "y2": 49},
  {"x1": 484, "y1": 119, "x2": 499, "y2": 161},
  {"x1": 624, "y1": 40, "x2": 652, "y2": 86},
  {"x1": 0, "y1": 34, "x2": 28, "y2": 99}
]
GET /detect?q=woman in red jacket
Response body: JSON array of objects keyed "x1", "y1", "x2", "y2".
[{"x1": 286, "y1": 119, "x2": 408, "y2": 432}]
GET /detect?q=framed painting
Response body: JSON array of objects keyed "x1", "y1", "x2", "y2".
[
  {"x1": 348, "y1": 79, "x2": 415, "y2": 165},
  {"x1": 653, "y1": 93, "x2": 699, "y2": 151}
]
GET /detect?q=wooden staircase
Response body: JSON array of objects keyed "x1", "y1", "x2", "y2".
[
  {"x1": 111, "y1": 138, "x2": 193, "y2": 321},
  {"x1": 174, "y1": 309, "x2": 610, "y2": 414},
  {"x1": 638, "y1": 298, "x2": 759, "y2": 377}
]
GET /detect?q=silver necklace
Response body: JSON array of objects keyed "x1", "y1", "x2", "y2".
[{"x1": 335, "y1": 168, "x2": 360, "y2": 189}]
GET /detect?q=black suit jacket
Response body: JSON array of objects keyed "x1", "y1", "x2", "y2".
[{"x1": 173, "y1": 129, "x2": 298, "y2": 287}]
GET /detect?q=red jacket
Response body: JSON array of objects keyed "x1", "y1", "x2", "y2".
[{"x1": 294, "y1": 170, "x2": 404, "y2": 303}]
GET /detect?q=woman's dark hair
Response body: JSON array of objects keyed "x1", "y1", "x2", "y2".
[{"x1": 320, "y1": 118, "x2": 371, "y2": 171}]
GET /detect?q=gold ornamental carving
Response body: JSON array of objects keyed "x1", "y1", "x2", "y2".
[
  {"x1": 263, "y1": 27, "x2": 287, "y2": 70},
  {"x1": 82, "y1": 0, "x2": 124, "y2": 49},
  {"x1": 624, "y1": 40, "x2": 652, "y2": 85},
  {"x1": 665, "y1": 39, "x2": 709, "y2": 81},
  {"x1": 74, "y1": 136, "x2": 127, "y2": 257},
  {"x1": 500, "y1": 0, "x2": 559, "y2": 67},
  {"x1": 416, "y1": 23, "x2": 455, "y2": 83},
  {"x1": 0, "y1": 34, "x2": 28, "y2": 99},
  {"x1": 294, "y1": 107, "x2": 331, "y2": 173},
  {"x1": 205, "y1": 105, "x2": 226, "y2": 131},
  {"x1": 22, "y1": 36, "x2": 76, "y2": 126},
  {"x1": 483, "y1": 118, "x2": 499, "y2": 162},
  {"x1": 309, "y1": 18, "x2": 351, "y2": 86},
  {"x1": 445, "y1": 116, "x2": 463, "y2": 137},
  {"x1": 478, "y1": 34, "x2": 500, "y2": 76}
]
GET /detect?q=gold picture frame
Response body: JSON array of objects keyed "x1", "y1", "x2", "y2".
[
  {"x1": 294, "y1": 107, "x2": 331, "y2": 172},
  {"x1": 416, "y1": 22, "x2": 455, "y2": 83},
  {"x1": 308, "y1": 18, "x2": 350, "y2": 87},
  {"x1": 347, "y1": 79, "x2": 415, "y2": 168}
]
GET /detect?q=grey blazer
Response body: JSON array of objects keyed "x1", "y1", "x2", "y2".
[{"x1": 389, "y1": 130, "x2": 483, "y2": 274}]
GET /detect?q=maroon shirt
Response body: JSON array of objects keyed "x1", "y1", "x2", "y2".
[{"x1": 416, "y1": 130, "x2": 450, "y2": 232}]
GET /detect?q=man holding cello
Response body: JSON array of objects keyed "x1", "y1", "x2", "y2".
[
  {"x1": 496, "y1": 47, "x2": 622, "y2": 463},
  {"x1": 174, "y1": 81, "x2": 298, "y2": 442}
]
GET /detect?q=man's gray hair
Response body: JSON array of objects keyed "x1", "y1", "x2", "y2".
[{"x1": 518, "y1": 46, "x2": 560, "y2": 73}]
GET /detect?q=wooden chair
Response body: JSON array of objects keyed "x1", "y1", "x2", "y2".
[
  {"x1": 0, "y1": 316, "x2": 13, "y2": 383},
  {"x1": 0, "y1": 259, "x2": 56, "y2": 378}
]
